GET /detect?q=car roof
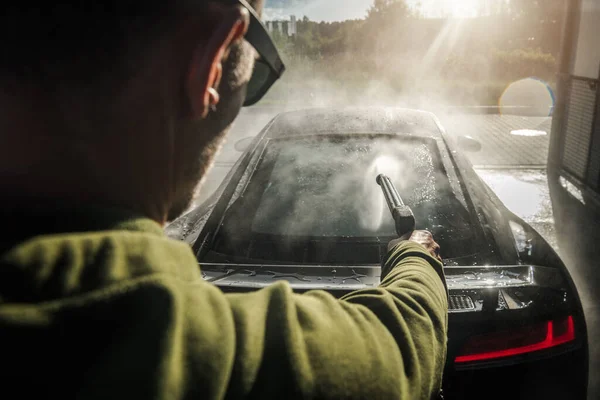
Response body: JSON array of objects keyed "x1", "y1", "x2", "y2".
[{"x1": 264, "y1": 107, "x2": 441, "y2": 139}]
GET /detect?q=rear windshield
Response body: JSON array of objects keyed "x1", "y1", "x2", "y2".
[{"x1": 207, "y1": 135, "x2": 476, "y2": 265}]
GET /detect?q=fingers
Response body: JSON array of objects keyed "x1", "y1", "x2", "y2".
[
  {"x1": 410, "y1": 230, "x2": 432, "y2": 242},
  {"x1": 387, "y1": 229, "x2": 442, "y2": 261},
  {"x1": 408, "y1": 230, "x2": 442, "y2": 260},
  {"x1": 409, "y1": 230, "x2": 435, "y2": 248}
]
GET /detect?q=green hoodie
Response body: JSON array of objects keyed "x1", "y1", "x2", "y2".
[{"x1": 0, "y1": 206, "x2": 447, "y2": 399}]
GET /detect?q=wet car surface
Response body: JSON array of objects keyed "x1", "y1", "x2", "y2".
[{"x1": 167, "y1": 108, "x2": 588, "y2": 399}]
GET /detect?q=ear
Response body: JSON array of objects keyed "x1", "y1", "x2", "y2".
[{"x1": 186, "y1": 5, "x2": 250, "y2": 119}]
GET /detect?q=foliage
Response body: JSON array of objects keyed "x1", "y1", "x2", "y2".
[
  {"x1": 491, "y1": 48, "x2": 557, "y2": 81},
  {"x1": 264, "y1": 0, "x2": 562, "y2": 106}
]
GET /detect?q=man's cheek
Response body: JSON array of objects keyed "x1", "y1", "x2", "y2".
[{"x1": 221, "y1": 41, "x2": 255, "y2": 95}]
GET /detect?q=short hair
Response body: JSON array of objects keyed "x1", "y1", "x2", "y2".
[
  {"x1": 0, "y1": 3, "x2": 178, "y2": 85},
  {"x1": 0, "y1": 1, "x2": 259, "y2": 86}
]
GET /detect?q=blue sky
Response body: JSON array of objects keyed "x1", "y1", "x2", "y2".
[
  {"x1": 263, "y1": 0, "x2": 372, "y2": 21},
  {"x1": 263, "y1": 0, "x2": 484, "y2": 21}
]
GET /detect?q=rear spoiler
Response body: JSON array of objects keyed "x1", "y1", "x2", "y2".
[{"x1": 201, "y1": 263, "x2": 570, "y2": 313}]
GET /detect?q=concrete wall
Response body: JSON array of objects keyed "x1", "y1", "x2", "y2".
[{"x1": 573, "y1": 0, "x2": 600, "y2": 78}]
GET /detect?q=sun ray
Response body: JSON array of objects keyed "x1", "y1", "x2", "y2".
[{"x1": 450, "y1": 0, "x2": 480, "y2": 18}]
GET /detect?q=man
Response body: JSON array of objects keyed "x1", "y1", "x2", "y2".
[{"x1": 0, "y1": 1, "x2": 448, "y2": 398}]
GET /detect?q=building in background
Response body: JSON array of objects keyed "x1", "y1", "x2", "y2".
[
  {"x1": 549, "y1": 0, "x2": 600, "y2": 232},
  {"x1": 548, "y1": 0, "x2": 600, "y2": 396},
  {"x1": 265, "y1": 15, "x2": 297, "y2": 37}
]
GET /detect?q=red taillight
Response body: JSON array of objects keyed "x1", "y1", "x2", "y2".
[{"x1": 455, "y1": 316, "x2": 575, "y2": 363}]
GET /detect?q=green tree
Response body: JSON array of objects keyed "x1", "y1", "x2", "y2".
[
  {"x1": 366, "y1": 0, "x2": 412, "y2": 23},
  {"x1": 363, "y1": 0, "x2": 413, "y2": 57},
  {"x1": 294, "y1": 16, "x2": 321, "y2": 59},
  {"x1": 508, "y1": 0, "x2": 565, "y2": 55}
]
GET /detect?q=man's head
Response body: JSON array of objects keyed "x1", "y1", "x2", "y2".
[{"x1": 0, "y1": 1, "x2": 264, "y2": 223}]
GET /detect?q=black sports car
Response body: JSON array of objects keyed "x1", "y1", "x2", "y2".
[{"x1": 167, "y1": 108, "x2": 588, "y2": 399}]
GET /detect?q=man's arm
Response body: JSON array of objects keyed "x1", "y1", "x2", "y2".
[
  {"x1": 3, "y1": 231, "x2": 446, "y2": 399},
  {"x1": 222, "y1": 238, "x2": 448, "y2": 399}
]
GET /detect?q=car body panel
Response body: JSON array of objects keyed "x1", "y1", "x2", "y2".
[{"x1": 166, "y1": 107, "x2": 588, "y2": 399}]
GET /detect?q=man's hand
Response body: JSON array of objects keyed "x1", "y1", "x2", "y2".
[{"x1": 388, "y1": 230, "x2": 442, "y2": 262}]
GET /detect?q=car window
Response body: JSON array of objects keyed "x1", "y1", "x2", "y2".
[
  {"x1": 206, "y1": 135, "x2": 477, "y2": 264},
  {"x1": 254, "y1": 137, "x2": 442, "y2": 236}
]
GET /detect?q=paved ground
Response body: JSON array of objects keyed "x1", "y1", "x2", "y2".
[{"x1": 438, "y1": 113, "x2": 551, "y2": 166}]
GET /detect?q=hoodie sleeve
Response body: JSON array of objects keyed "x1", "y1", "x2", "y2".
[{"x1": 222, "y1": 241, "x2": 448, "y2": 399}]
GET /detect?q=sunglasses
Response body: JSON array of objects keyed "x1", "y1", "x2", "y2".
[{"x1": 237, "y1": 0, "x2": 286, "y2": 106}]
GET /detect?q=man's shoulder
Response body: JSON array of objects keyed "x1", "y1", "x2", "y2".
[{"x1": 0, "y1": 229, "x2": 201, "y2": 303}]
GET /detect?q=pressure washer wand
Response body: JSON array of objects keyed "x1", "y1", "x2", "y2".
[{"x1": 376, "y1": 174, "x2": 416, "y2": 239}]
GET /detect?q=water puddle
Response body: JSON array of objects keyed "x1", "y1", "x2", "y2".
[{"x1": 510, "y1": 129, "x2": 547, "y2": 137}]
